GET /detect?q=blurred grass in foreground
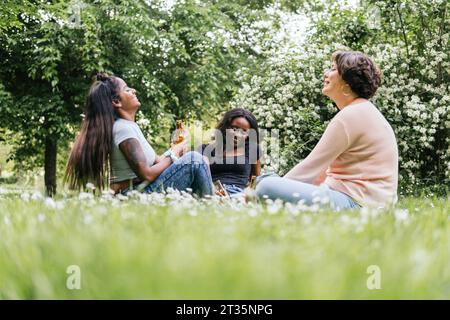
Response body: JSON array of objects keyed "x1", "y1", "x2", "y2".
[{"x1": 0, "y1": 189, "x2": 449, "y2": 299}]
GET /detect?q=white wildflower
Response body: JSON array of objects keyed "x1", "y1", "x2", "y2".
[
  {"x1": 37, "y1": 213, "x2": 46, "y2": 222},
  {"x1": 83, "y1": 214, "x2": 93, "y2": 224},
  {"x1": 301, "y1": 215, "x2": 312, "y2": 224},
  {"x1": 31, "y1": 191, "x2": 43, "y2": 201},
  {"x1": 188, "y1": 209, "x2": 198, "y2": 217},
  {"x1": 248, "y1": 209, "x2": 258, "y2": 217},
  {"x1": 78, "y1": 192, "x2": 94, "y2": 200},
  {"x1": 85, "y1": 183, "x2": 96, "y2": 191},
  {"x1": 21, "y1": 192, "x2": 30, "y2": 202},
  {"x1": 394, "y1": 209, "x2": 409, "y2": 223},
  {"x1": 44, "y1": 197, "x2": 56, "y2": 209}
]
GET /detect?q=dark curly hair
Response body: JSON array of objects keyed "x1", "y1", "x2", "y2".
[
  {"x1": 216, "y1": 108, "x2": 260, "y2": 150},
  {"x1": 332, "y1": 51, "x2": 381, "y2": 99}
]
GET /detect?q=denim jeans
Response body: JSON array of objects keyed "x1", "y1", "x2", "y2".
[
  {"x1": 222, "y1": 184, "x2": 244, "y2": 197},
  {"x1": 124, "y1": 151, "x2": 214, "y2": 197},
  {"x1": 256, "y1": 173, "x2": 360, "y2": 210}
]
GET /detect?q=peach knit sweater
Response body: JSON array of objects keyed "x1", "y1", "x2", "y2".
[{"x1": 284, "y1": 101, "x2": 398, "y2": 207}]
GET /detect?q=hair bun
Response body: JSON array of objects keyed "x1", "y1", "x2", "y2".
[{"x1": 96, "y1": 73, "x2": 109, "y2": 82}]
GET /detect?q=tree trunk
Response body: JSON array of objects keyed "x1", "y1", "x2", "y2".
[{"x1": 44, "y1": 136, "x2": 57, "y2": 197}]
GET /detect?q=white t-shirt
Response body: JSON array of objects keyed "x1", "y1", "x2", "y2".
[{"x1": 110, "y1": 118, "x2": 156, "y2": 183}]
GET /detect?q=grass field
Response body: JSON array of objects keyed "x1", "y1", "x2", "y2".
[{"x1": 0, "y1": 187, "x2": 449, "y2": 299}]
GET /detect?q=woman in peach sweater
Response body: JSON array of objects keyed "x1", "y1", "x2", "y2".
[{"x1": 256, "y1": 51, "x2": 398, "y2": 209}]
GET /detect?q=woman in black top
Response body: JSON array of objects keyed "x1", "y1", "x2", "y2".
[{"x1": 200, "y1": 108, "x2": 261, "y2": 196}]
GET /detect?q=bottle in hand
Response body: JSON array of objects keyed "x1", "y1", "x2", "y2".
[{"x1": 171, "y1": 120, "x2": 190, "y2": 145}]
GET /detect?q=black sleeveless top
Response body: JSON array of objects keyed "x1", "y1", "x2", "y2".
[{"x1": 200, "y1": 142, "x2": 261, "y2": 189}]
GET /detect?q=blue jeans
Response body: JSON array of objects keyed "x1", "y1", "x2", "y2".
[
  {"x1": 256, "y1": 173, "x2": 360, "y2": 210},
  {"x1": 124, "y1": 151, "x2": 214, "y2": 197},
  {"x1": 222, "y1": 184, "x2": 244, "y2": 196}
]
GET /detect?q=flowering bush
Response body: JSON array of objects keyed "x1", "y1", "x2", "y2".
[
  {"x1": 231, "y1": 1, "x2": 449, "y2": 193},
  {"x1": 367, "y1": 42, "x2": 450, "y2": 190}
]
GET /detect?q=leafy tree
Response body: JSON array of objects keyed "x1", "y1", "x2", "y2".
[{"x1": 0, "y1": 0, "x2": 279, "y2": 195}]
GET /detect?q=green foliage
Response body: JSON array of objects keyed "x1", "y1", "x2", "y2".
[
  {"x1": 0, "y1": 0, "x2": 279, "y2": 191},
  {"x1": 2, "y1": 0, "x2": 447, "y2": 190},
  {"x1": 0, "y1": 176, "x2": 18, "y2": 184}
]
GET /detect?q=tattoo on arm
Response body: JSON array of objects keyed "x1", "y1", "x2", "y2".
[{"x1": 119, "y1": 138, "x2": 147, "y2": 177}]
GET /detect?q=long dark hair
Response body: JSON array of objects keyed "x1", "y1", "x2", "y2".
[
  {"x1": 216, "y1": 108, "x2": 260, "y2": 150},
  {"x1": 65, "y1": 73, "x2": 120, "y2": 190}
]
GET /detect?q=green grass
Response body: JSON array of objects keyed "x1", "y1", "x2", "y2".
[{"x1": 0, "y1": 188, "x2": 449, "y2": 299}]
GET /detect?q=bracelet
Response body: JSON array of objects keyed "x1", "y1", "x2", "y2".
[{"x1": 163, "y1": 149, "x2": 179, "y2": 163}]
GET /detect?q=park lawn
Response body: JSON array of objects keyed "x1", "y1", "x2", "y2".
[{"x1": 0, "y1": 189, "x2": 449, "y2": 299}]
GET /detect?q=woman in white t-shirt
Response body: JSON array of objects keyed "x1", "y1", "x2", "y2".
[{"x1": 65, "y1": 73, "x2": 214, "y2": 196}]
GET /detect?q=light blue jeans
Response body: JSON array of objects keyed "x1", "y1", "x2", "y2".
[
  {"x1": 256, "y1": 173, "x2": 361, "y2": 210},
  {"x1": 222, "y1": 183, "x2": 246, "y2": 199},
  {"x1": 123, "y1": 151, "x2": 214, "y2": 197},
  {"x1": 222, "y1": 184, "x2": 244, "y2": 195}
]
